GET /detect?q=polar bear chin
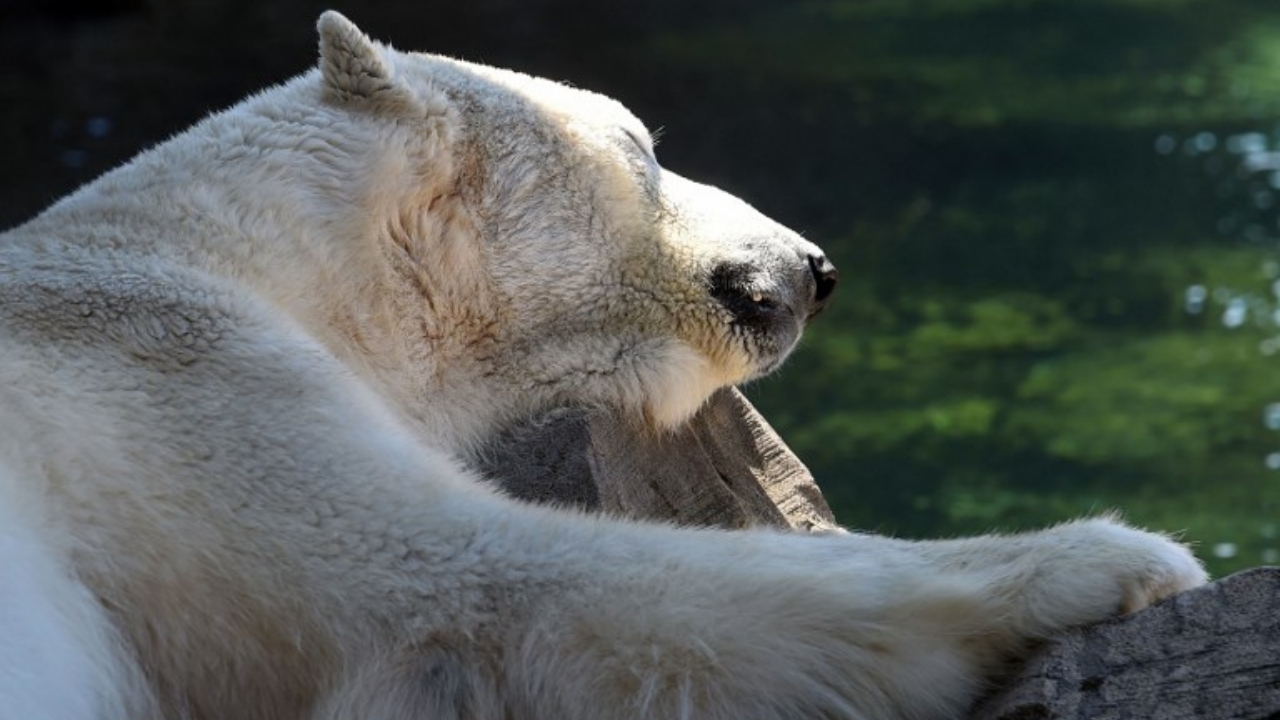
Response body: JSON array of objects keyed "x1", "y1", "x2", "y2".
[{"x1": 636, "y1": 342, "x2": 747, "y2": 429}]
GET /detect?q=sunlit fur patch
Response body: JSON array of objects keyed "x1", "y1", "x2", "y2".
[
  {"x1": 640, "y1": 341, "x2": 752, "y2": 429},
  {"x1": 608, "y1": 271, "x2": 764, "y2": 428}
]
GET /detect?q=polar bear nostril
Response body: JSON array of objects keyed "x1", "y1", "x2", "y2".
[{"x1": 807, "y1": 253, "x2": 839, "y2": 313}]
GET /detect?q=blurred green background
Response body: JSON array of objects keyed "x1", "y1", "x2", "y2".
[{"x1": 6, "y1": 0, "x2": 1280, "y2": 576}]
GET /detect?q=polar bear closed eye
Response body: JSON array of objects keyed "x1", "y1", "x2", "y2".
[{"x1": 0, "y1": 10, "x2": 1204, "y2": 720}]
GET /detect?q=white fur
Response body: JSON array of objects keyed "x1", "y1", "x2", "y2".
[
  {"x1": 0, "y1": 471, "x2": 144, "y2": 720},
  {"x1": 0, "y1": 12, "x2": 1206, "y2": 720}
]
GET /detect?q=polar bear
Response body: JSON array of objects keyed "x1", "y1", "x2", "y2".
[{"x1": 0, "y1": 11, "x2": 1205, "y2": 720}]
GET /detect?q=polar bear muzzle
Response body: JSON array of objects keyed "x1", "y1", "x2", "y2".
[{"x1": 708, "y1": 250, "x2": 838, "y2": 332}]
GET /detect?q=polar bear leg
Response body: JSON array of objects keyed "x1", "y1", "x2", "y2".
[
  {"x1": 468, "y1": 515, "x2": 1206, "y2": 720},
  {"x1": 327, "y1": 510, "x2": 1201, "y2": 720},
  {"x1": 153, "y1": 330, "x2": 1197, "y2": 720},
  {"x1": 0, "y1": 466, "x2": 150, "y2": 720}
]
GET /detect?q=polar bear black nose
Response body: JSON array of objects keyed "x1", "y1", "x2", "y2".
[{"x1": 807, "y1": 253, "x2": 838, "y2": 316}]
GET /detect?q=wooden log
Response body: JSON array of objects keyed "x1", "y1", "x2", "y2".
[
  {"x1": 477, "y1": 387, "x2": 838, "y2": 531},
  {"x1": 971, "y1": 567, "x2": 1280, "y2": 720}
]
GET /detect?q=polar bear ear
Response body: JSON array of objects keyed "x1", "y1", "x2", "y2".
[{"x1": 317, "y1": 11, "x2": 409, "y2": 108}]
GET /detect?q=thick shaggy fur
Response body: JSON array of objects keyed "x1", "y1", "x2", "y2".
[{"x1": 0, "y1": 12, "x2": 1206, "y2": 720}]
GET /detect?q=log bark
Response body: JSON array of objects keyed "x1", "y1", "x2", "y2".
[
  {"x1": 970, "y1": 567, "x2": 1280, "y2": 720},
  {"x1": 478, "y1": 387, "x2": 838, "y2": 531}
]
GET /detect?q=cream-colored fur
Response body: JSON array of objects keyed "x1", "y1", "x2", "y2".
[{"x1": 0, "y1": 12, "x2": 1205, "y2": 720}]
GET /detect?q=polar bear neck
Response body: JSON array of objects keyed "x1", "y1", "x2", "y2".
[{"x1": 17, "y1": 76, "x2": 526, "y2": 455}]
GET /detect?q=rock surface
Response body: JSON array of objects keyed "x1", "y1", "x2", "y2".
[{"x1": 971, "y1": 567, "x2": 1280, "y2": 720}]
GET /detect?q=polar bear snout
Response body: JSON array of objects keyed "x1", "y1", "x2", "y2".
[
  {"x1": 708, "y1": 261, "x2": 783, "y2": 329},
  {"x1": 708, "y1": 247, "x2": 837, "y2": 328}
]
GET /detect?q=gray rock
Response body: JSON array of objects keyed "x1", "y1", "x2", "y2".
[{"x1": 971, "y1": 567, "x2": 1280, "y2": 720}]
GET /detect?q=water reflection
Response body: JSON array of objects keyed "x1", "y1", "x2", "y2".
[
  {"x1": 1185, "y1": 284, "x2": 1207, "y2": 314},
  {"x1": 1264, "y1": 403, "x2": 1280, "y2": 430},
  {"x1": 1223, "y1": 298, "x2": 1248, "y2": 328},
  {"x1": 1175, "y1": 130, "x2": 1280, "y2": 520}
]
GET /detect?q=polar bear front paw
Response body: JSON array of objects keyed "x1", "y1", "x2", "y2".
[
  {"x1": 1017, "y1": 517, "x2": 1208, "y2": 634},
  {"x1": 1087, "y1": 517, "x2": 1209, "y2": 614}
]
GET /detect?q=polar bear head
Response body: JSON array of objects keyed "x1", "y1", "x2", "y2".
[{"x1": 296, "y1": 12, "x2": 835, "y2": 437}]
